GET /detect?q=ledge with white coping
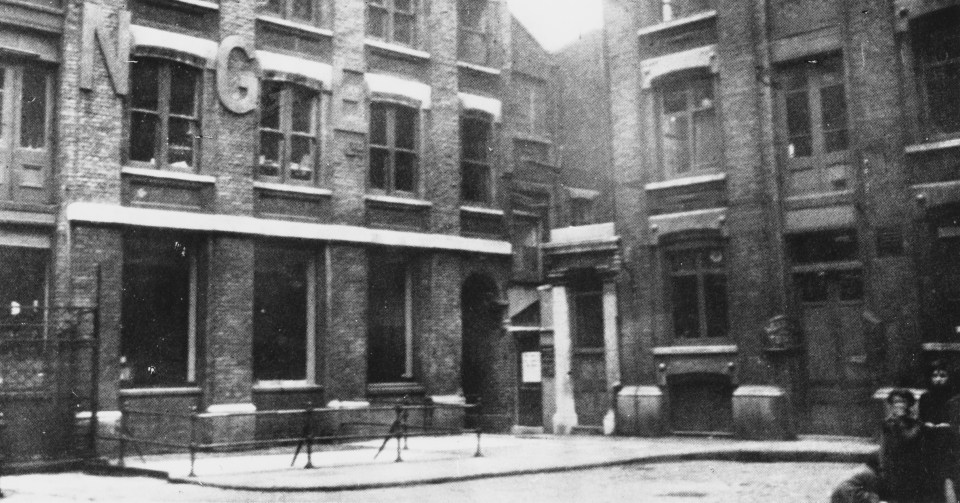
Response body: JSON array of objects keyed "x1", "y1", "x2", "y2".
[
  {"x1": 640, "y1": 44, "x2": 718, "y2": 89},
  {"x1": 458, "y1": 92, "x2": 502, "y2": 122},
  {"x1": 456, "y1": 61, "x2": 502, "y2": 75},
  {"x1": 67, "y1": 202, "x2": 512, "y2": 255},
  {"x1": 364, "y1": 194, "x2": 433, "y2": 207},
  {"x1": 254, "y1": 181, "x2": 333, "y2": 197},
  {"x1": 130, "y1": 25, "x2": 218, "y2": 64},
  {"x1": 365, "y1": 73, "x2": 432, "y2": 108},
  {"x1": 429, "y1": 395, "x2": 466, "y2": 405},
  {"x1": 644, "y1": 172, "x2": 726, "y2": 191},
  {"x1": 256, "y1": 15, "x2": 333, "y2": 38},
  {"x1": 170, "y1": 0, "x2": 218, "y2": 9},
  {"x1": 252, "y1": 381, "x2": 323, "y2": 392},
  {"x1": 257, "y1": 50, "x2": 333, "y2": 88},
  {"x1": 459, "y1": 205, "x2": 504, "y2": 216},
  {"x1": 326, "y1": 400, "x2": 371, "y2": 409},
  {"x1": 122, "y1": 166, "x2": 217, "y2": 184},
  {"x1": 363, "y1": 39, "x2": 431, "y2": 60},
  {"x1": 204, "y1": 403, "x2": 257, "y2": 415},
  {"x1": 652, "y1": 345, "x2": 738, "y2": 356},
  {"x1": 636, "y1": 9, "x2": 717, "y2": 37},
  {"x1": 905, "y1": 137, "x2": 960, "y2": 154},
  {"x1": 548, "y1": 222, "x2": 616, "y2": 245},
  {"x1": 922, "y1": 342, "x2": 960, "y2": 352},
  {"x1": 732, "y1": 385, "x2": 785, "y2": 397},
  {"x1": 119, "y1": 386, "x2": 202, "y2": 397},
  {"x1": 76, "y1": 410, "x2": 123, "y2": 422}
]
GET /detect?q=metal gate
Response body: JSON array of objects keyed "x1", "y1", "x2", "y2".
[{"x1": 0, "y1": 304, "x2": 99, "y2": 470}]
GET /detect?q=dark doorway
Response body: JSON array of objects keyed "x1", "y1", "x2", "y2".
[
  {"x1": 668, "y1": 373, "x2": 733, "y2": 434},
  {"x1": 461, "y1": 274, "x2": 500, "y2": 428},
  {"x1": 570, "y1": 272, "x2": 606, "y2": 428}
]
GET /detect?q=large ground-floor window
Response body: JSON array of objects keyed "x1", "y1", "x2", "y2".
[
  {"x1": 121, "y1": 230, "x2": 197, "y2": 387},
  {"x1": 367, "y1": 249, "x2": 413, "y2": 383},
  {"x1": 253, "y1": 242, "x2": 316, "y2": 382},
  {"x1": 0, "y1": 245, "x2": 48, "y2": 330}
]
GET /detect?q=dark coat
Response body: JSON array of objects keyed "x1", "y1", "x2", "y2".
[{"x1": 879, "y1": 417, "x2": 939, "y2": 503}]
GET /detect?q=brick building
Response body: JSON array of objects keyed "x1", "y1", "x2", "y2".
[
  {"x1": 0, "y1": 0, "x2": 597, "y2": 462},
  {"x1": 601, "y1": 0, "x2": 960, "y2": 438}
]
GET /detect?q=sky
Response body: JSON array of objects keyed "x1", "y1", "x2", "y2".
[{"x1": 507, "y1": 0, "x2": 604, "y2": 52}]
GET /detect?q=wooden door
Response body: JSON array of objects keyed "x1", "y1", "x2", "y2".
[
  {"x1": 797, "y1": 268, "x2": 871, "y2": 435},
  {"x1": 571, "y1": 282, "x2": 606, "y2": 428},
  {"x1": 0, "y1": 63, "x2": 52, "y2": 204}
]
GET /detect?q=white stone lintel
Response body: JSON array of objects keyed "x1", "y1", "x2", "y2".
[
  {"x1": 460, "y1": 205, "x2": 505, "y2": 216},
  {"x1": 205, "y1": 403, "x2": 257, "y2": 415},
  {"x1": 645, "y1": 172, "x2": 726, "y2": 191},
  {"x1": 364, "y1": 39, "x2": 431, "y2": 60},
  {"x1": 365, "y1": 73, "x2": 432, "y2": 108},
  {"x1": 652, "y1": 344, "x2": 738, "y2": 356},
  {"x1": 636, "y1": 9, "x2": 717, "y2": 37},
  {"x1": 257, "y1": 16, "x2": 333, "y2": 38},
  {"x1": 458, "y1": 92, "x2": 503, "y2": 122},
  {"x1": 456, "y1": 61, "x2": 502, "y2": 75},
  {"x1": 122, "y1": 166, "x2": 216, "y2": 184}
]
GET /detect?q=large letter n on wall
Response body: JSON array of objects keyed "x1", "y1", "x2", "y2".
[{"x1": 81, "y1": 4, "x2": 130, "y2": 96}]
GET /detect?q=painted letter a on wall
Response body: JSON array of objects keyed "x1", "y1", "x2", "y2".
[
  {"x1": 80, "y1": 4, "x2": 130, "y2": 95},
  {"x1": 217, "y1": 35, "x2": 260, "y2": 114}
]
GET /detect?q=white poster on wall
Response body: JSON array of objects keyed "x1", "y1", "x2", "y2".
[{"x1": 521, "y1": 351, "x2": 542, "y2": 383}]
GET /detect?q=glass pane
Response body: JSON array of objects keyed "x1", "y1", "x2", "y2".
[
  {"x1": 662, "y1": 113, "x2": 689, "y2": 173},
  {"x1": 394, "y1": 13, "x2": 415, "y2": 45},
  {"x1": 837, "y1": 270, "x2": 864, "y2": 301},
  {"x1": 704, "y1": 274, "x2": 728, "y2": 338},
  {"x1": 260, "y1": 82, "x2": 281, "y2": 130},
  {"x1": 259, "y1": 131, "x2": 282, "y2": 177},
  {"x1": 370, "y1": 103, "x2": 387, "y2": 145},
  {"x1": 130, "y1": 60, "x2": 159, "y2": 111},
  {"x1": 820, "y1": 84, "x2": 848, "y2": 152},
  {"x1": 129, "y1": 112, "x2": 158, "y2": 163},
  {"x1": 370, "y1": 147, "x2": 388, "y2": 189},
  {"x1": 795, "y1": 272, "x2": 828, "y2": 303},
  {"x1": 289, "y1": 135, "x2": 314, "y2": 181},
  {"x1": 692, "y1": 108, "x2": 718, "y2": 168},
  {"x1": 461, "y1": 162, "x2": 490, "y2": 204},
  {"x1": 394, "y1": 151, "x2": 415, "y2": 191},
  {"x1": 169, "y1": 64, "x2": 197, "y2": 117},
  {"x1": 20, "y1": 68, "x2": 47, "y2": 149},
  {"x1": 367, "y1": 6, "x2": 388, "y2": 38},
  {"x1": 253, "y1": 245, "x2": 309, "y2": 381},
  {"x1": 291, "y1": 88, "x2": 314, "y2": 133},
  {"x1": 926, "y1": 62, "x2": 960, "y2": 134},
  {"x1": 663, "y1": 88, "x2": 686, "y2": 114},
  {"x1": 395, "y1": 106, "x2": 417, "y2": 150},
  {"x1": 671, "y1": 275, "x2": 700, "y2": 338},
  {"x1": 461, "y1": 116, "x2": 489, "y2": 161},
  {"x1": 785, "y1": 90, "x2": 812, "y2": 157},
  {"x1": 167, "y1": 118, "x2": 196, "y2": 168},
  {"x1": 292, "y1": 0, "x2": 313, "y2": 22}
]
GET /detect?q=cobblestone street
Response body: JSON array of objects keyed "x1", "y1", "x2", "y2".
[{"x1": 2, "y1": 461, "x2": 860, "y2": 502}]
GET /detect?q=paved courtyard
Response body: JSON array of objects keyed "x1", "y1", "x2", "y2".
[{"x1": 1, "y1": 461, "x2": 860, "y2": 502}]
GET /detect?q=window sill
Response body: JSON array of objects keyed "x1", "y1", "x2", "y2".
[
  {"x1": 922, "y1": 342, "x2": 960, "y2": 352},
  {"x1": 168, "y1": 0, "x2": 219, "y2": 10},
  {"x1": 254, "y1": 181, "x2": 332, "y2": 197},
  {"x1": 905, "y1": 137, "x2": 960, "y2": 154},
  {"x1": 366, "y1": 382, "x2": 425, "y2": 396},
  {"x1": 122, "y1": 166, "x2": 216, "y2": 184},
  {"x1": 119, "y1": 386, "x2": 202, "y2": 397},
  {"x1": 252, "y1": 381, "x2": 323, "y2": 392},
  {"x1": 364, "y1": 194, "x2": 433, "y2": 208},
  {"x1": 645, "y1": 172, "x2": 726, "y2": 191},
  {"x1": 456, "y1": 61, "x2": 501, "y2": 75},
  {"x1": 364, "y1": 39, "x2": 431, "y2": 61},
  {"x1": 636, "y1": 9, "x2": 717, "y2": 37},
  {"x1": 652, "y1": 344, "x2": 738, "y2": 356},
  {"x1": 0, "y1": 0, "x2": 64, "y2": 16},
  {"x1": 257, "y1": 15, "x2": 332, "y2": 38},
  {"x1": 460, "y1": 205, "x2": 504, "y2": 216}
]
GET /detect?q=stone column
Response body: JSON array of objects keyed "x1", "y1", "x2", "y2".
[
  {"x1": 551, "y1": 284, "x2": 577, "y2": 433},
  {"x1": 602, "y1": 279, "x2": 620, "y2": 434}
]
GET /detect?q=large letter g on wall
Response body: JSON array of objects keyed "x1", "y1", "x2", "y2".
[{"x1": 217, "y1": 35, "x2": 260, "y2": 114}]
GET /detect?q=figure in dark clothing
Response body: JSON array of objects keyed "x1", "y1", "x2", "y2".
[
  {"x1": 919, "y1": 361, "x2": 960, "y2": 503},
  {"x1": 880, "y1": 388, "x2": 938, "y2": 503}
]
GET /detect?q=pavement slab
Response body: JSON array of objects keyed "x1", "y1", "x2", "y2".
[{"x1": 100, "y1": 434, "x2": 878, "y2": 491}]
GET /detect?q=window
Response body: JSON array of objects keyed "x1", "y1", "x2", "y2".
[
  {"x1": 370, "y1": 102, "x2": 418, "y2": 193},
  {"x1": 778, "y1": 55, "x2": 850, "y2": 195},
  {"x1": 786, "y1": 230, "x2": 858, "y2": 265},
  {"x1": 0, "y1": 246, "x2": 48, "y2": 332},
  {"x1": 367, "y1": 0, "x2": 417, "y2": 46},
  {"x1": 461, "y1": 112, "x2": 493, "y2": 204},
  {"x1": 571, "y1": 274, "x2": 604, "y2": 348},
  {"x1": 660, "y1": 0, "x2": 711, "y2": 22},
  {"x1": 258, "y1": 82, "x2": 319, "y2": 183},
  {"x1": 0, "y1": 63, "x2": 53, "y2": 203},
  {"x1": 367, "y1": 250, "x2": 414, "y2": 383},
  {"x1": 912, "y1": 8, "x2": 960, "y2": 137},
  {"x1": 121, "y1": 230, "x2": 198, "y2": 387},
  {"x1": 514, "y1": 76, "x2": 548, "y2": 137},
  {"x1": 458, "y1": 0, "x2": 490, "y2": 65},
  {"x1": 666, "y1": 246, "x2": 727, "y2": 339},
  {"x1": 262, "y1": 0, "x2": 324, "y2": 25},
  {"x1": 512, "y1": 213, "x2": 542, "y2": 278},
  {"x1": 128, "y1": 58, "x2": 201, "y2": 171},
  {"x1": 658, "y1": 74, "x2": 719, "y2": 175},
  {"x1": 788, "y1": 231, "x2": 862, "y2": 304},
  {"x1": 254, "y1": 243, "x2": 316, "y2": 382},
  {"x1": 570, "y1": 197, "x2": 594, "y2": 226}
]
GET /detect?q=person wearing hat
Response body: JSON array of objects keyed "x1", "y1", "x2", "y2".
[{"x1": 880, "y1": 388, "x2": 938, "y2": 503}]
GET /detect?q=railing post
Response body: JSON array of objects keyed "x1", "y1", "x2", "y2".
[
  {"x1": 88, "y1": 265, "x2": 102, "y2": 460},
  {"x1": 475, "y1": 428, "x2": 483, "y2": 458},
  {"x1": 189, "y1": 406, "x2": 198, "y2": 477},
  {"x1": 304, "y1": 403, "x2": 314, "y2": 469},
  {"x1": 0, "y1": 412, "x2": 6, "y2": 498},
  {"x1": 117, "y1": 399, "x2": 127, "y2": 468}
]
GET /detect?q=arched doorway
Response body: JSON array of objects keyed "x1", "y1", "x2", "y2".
[{"x1": 461, "y1": 273, "x2": 501, "y2": 428}]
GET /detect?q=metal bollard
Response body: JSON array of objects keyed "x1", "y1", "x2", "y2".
[
  {"x1": 188, "y1": 406, "x2": 198, "y2": 477},
  {"x1": 304, "y1": 403, "x2": 314, "y2": 469}
]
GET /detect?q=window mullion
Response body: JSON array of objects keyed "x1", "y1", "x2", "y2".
[
  {"x1": 158, "y1": 64, "x2": 172, "y2": 168},
  {"x1": 281, "y1": 87, "x2": 292, "y2": 183},
  {"x1": 386, "y1": 107, "x2": 396, "y2": 192},
  {"x1": 808, "y1": 70, "x2": 825, "y2": 158}
]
